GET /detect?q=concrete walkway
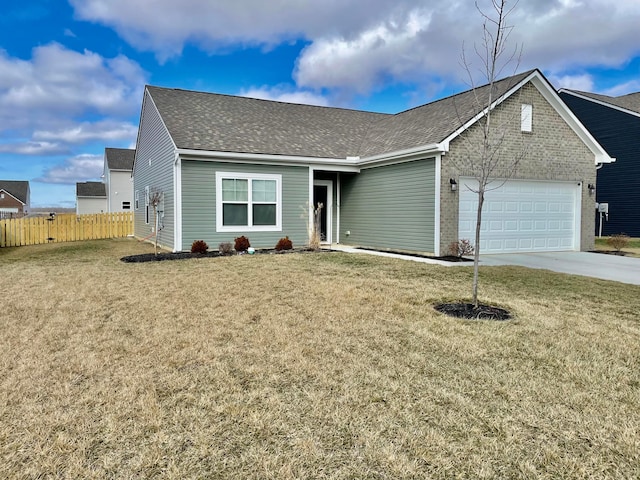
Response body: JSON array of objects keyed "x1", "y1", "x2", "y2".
[{"x1": 330, "y1": 245, "x2": 640, "y2": 286}]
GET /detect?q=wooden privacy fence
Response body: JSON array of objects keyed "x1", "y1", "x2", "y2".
[{"x1": 0, "y1": 212, "x2": 134, "y2": 247}]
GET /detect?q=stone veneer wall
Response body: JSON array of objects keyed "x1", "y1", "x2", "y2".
[{"x1": 439, "y1": 82, "x2": 596, "y2": 255}]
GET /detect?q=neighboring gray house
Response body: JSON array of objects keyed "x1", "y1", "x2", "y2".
[
  {"x1": 0, "y1": 180, "x2": 30, "y2": 218},
  {"x1": 76, "y1": 181, "x2": 107, "y2": 214},
  {"x1": 133, "y1": 69, "x2": 612, "y2": 254},
  {"x1": 103, "y1": 148, "x2": 135, "y2": 212}
]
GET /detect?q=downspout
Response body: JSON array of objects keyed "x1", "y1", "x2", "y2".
[{"x1": 336, "y1": 173, "x2": 341, "y2": 244}]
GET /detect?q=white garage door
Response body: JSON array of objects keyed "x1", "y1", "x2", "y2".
[{"x1": 458, "y1": 178, "x2": 580, "y2": 254}]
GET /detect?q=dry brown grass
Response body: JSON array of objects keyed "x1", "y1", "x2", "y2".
[
  {"x1": 595, "y1": 237, "x2": 640, "y2": 258},
  {"x1": 1, "y1": 239, "x2": 639, "y2": 479}
]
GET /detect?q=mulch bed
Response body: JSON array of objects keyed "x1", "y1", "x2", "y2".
[
  {"x1": 121, "y1": 248, "x2": 330, "y2": 263},
  {"x1": 434, "y1": 302, "x2": 511, "y2": 321},
  {"x1": 356, "y1": 247, "x2": 472, "y2": 262},
  {"x1": 590, "y1": 250, "x2": 627, "y2": 256}
]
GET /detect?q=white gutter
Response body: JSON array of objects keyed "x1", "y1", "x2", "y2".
[
  {"x1": 176, "y1": 148, "x2": 361, "y2": 171},
  {"x1": 358, "y1": 143, "x2": 446, "y2": 167}
]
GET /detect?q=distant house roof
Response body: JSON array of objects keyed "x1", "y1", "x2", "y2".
[
  {"x1": 0, "y1": 180, "x2": 29, "y2": 204},
  {"x1": 76, "y1": 181, "x2": 106, "y2": 197},
  {"x1": 560, "y1": 89, "x2": 640, "y2": 116},
  {"x1": 105, "y1": 148, "x2": 135, "y2": 171}
]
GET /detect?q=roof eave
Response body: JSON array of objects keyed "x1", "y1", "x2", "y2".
[{"x1": 558, "y1": 89, "x2": 640, "y2": 119}]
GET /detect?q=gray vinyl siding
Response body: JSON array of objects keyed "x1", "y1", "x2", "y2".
[
  {"x1": 181, "y1": 161, "x2": 309, "y2": 250},
  {"x1": 340, "y1": 158, "x2": 436, "y2": 252},
  {"x1": 133, "y1": 90, "x2": 176, "y2": 250}
]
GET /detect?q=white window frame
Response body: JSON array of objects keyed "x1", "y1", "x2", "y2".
[
  {"x1": 521, "y1": 103, "x2": 533, "y2": 132},
  {"x1": 134, "y1": 190, "x2": 139, "y2": 210},
  {"x1": 215, "y1": 172, "x2": 282, "y2": 232}
]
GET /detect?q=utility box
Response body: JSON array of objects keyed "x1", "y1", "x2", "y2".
[{"x1": 598, "y1": 202, "x2": 609, "y2": 214}]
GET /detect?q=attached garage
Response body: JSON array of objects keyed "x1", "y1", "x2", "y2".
[{"x1": 458, "y1": 178, "x2": 581, "y2": 254}]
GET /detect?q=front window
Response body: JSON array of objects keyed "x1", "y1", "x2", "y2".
[{"x1": 216, "y1": 172, "x2": 281, "y2": 232}]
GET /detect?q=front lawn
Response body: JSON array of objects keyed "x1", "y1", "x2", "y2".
[{"x1": 1, "y1": 239, "x2": 639, "y2": 479}]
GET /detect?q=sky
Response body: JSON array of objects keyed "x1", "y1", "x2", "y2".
[{"x1": 1, "y1": 0, "x2": 639, "y2": 208}]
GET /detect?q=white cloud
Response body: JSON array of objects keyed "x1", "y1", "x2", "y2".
[
  {"x1": 0, "y1": 43, "x2": 146, "y2": 132},
  {"x1": 603, "y1": 80, "x2": 640, "y2": 97},
  {"x1": 72, "y1": 0, "x2": 640, "y2": 96},
  {"x1": 33, "y1": 120, "x2": 138, "y2": 144},
  {"x1": 0, "y1": 141, "x2": 69, "y2": 156},
  {"x1": 549, "y1": 73, "x2": 595, "y2": 92},
  {"x1": 240, "y1": 86, "x2": 329, "y2": 106},
  {"x1": 37, "y1": 154, "x2": 104, "y2": 184}
]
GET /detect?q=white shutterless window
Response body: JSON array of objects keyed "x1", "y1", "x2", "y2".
[{"x1": 215, "y1": 172, "x2": 282, "y2": 232}]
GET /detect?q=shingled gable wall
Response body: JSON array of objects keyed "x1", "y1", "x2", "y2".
[{"x1": 439, "y1": 81, "x2": 596, "y2": 255}]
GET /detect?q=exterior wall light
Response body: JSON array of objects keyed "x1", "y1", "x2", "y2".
[
  {"x1": 450, "y1": 178, "x2": 458, "y2": 191},
  {"x1": 588, "y1": 183, "x2": 595, "y2": 195}
]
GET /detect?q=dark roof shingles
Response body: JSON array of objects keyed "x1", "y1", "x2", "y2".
[
  {"x1": 146, "y1": 69, "x2": 536, "y2": 160},
  {"x1": 0, "y1": 180, "x2": 29, "y2": 204},
  {"x1": 105, "y1": 148, "x2": 135, "y2": 170},
  {"x1": 76, "y1": 182, "x2": 106, "y2": 197}
]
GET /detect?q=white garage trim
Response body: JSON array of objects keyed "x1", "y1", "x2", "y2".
[{"x1": 458, "y1": 177, "x2": 581, "y2": 254}]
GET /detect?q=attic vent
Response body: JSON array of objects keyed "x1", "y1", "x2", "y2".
[{"x1": 521, "y1": 104, "x2": 533, "y2": 132}]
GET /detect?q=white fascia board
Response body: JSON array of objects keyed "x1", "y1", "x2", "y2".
[
  {"x1": 358, "y1": 143, "x2": 445, "y2": 168},
  {"x1": 439, "y1": 70, "x2": 615, "y2": 165},
  {"x1": 440, "y1": 71, "x2": 539, "y2": 149},
  {"x1": 558, "y1": 89, "x2": 640, "y2": 119},
  {"x1": 0, "y1": 189, "x2": 26, "y2": 205},
  {"x1": 176, "y1": 148, "x2": 361, "y2": 172},
  {"x1": 533, "y1": 76, "x2": 615, "y2": 165}
]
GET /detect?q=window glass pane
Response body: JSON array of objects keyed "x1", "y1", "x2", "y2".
[
  {"x1": 222, "y1": 179, "x2": 248, "y2": 201},
  {"x1": 223, "y1": 204, "x2": 248, "y2": 225},
  {"x1": 252, "y1": 179, "x2": 276, "y2": 202},
  {"x1": 253, "y1": 204, "x2": 276, "y2": 225}
]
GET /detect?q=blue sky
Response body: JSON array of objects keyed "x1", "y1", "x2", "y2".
[{"x1": 1, "y1": 0, "x2": 639, "y2": 208}]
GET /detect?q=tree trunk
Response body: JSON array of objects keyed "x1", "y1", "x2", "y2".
[{"x1": 472, "y1": 188, "x2": 485, "y2": 307}]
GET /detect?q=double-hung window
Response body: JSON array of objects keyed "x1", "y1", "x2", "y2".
[{"x1": 216, "y1": 172, "x2": 281, "y2": 232}]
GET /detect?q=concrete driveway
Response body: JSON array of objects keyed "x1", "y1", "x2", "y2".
[{"x1": 480, "y1": 251, "x2": 640, "y2": 285}]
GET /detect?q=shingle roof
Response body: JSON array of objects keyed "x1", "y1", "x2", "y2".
[
  {"x1": 146, "y1": 69, "x2": 537, "y2": 160},
  {"x1": 146, "y1": 86, "x2": 388, "y2": 159},
  {"x1": 105, "y1": 148, "x2": 135, "y2": 171},
  {"x1": 358, "y1": 70, "x2": 535, "y2": 157},
  {"x1": 0, "y1": 180, "x2": 29, "y2": 204},
  {"x1": 564, "y1": 90, "x2": 640, "y2": 115},
  {"x1": 76, "y1": 182, "x2": 106, "y2": 197}
]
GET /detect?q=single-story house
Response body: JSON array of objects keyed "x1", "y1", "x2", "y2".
[
  {"x1": 103, "y1": 147, "x2": 135, "y2": 212},
  {"x1": 76, "y1": 181, "x2": 107, "y2": 214},
  {"x1": 0, "y1": 180, "x2": 30, "y2": 218},
  {"x1": 132, "y1": 69, "x2": 612, "y2": 254},
  {"x1": 558, "y1": 89, "x2": 640, "y2": 237}
]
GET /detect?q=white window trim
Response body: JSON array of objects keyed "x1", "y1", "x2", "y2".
[
  {"x1": 134, "y1": 190, "x2": 139, "y2": 210},
  {"x1": 215, "y1": 172, "x2": 282, "y2": 233}
]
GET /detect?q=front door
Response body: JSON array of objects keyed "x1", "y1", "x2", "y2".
[{"x1": 313, "y1": 180, "x2": 333, "y2": 244}]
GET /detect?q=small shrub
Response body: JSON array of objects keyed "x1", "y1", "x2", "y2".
[
  {"x1": 448, "y1": 239, "x2": 474, "y2": 258},
  {"x1": 234, "y1": 235, "x2": 250, "y2": 252},
  {"x1": 218, "y1": 242, "x2": 234, "y2": 256},
  {"x1": 607, "y1": 233, "x2": 630, "y2": 253},
  {"x1": 191, "y1": 240, "x2": 208, "y2": 254},
  {"x1": 275, "y1": 236, "x2": 293, "y2": 251}
]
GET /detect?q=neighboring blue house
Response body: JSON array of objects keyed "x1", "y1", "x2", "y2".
[
  {"x1": 559, "y1": 89, "x2": 640, "y2": 237},
  {"x1": 132, "y1": 69, "x2": 612, "y2": 255}
]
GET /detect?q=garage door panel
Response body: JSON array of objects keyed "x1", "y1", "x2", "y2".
[{"x1": 458, "y1": 178, "x2": 578, "y2": 253}]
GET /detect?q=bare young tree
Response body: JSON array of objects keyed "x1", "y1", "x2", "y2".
[
  {"x1": 148, "y1": 188, "x2": 164, "y2": 255},
  {"x1": 456, "y1": 0, "x2": 527, "y2": 307}
]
